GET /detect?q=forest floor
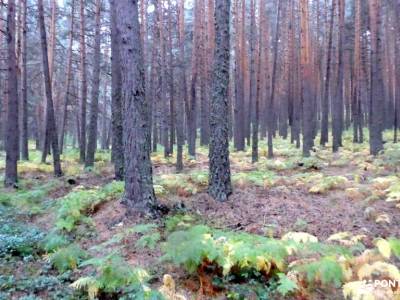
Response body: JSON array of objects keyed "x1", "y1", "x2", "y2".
[{"x1": 1, "y1": 131, "x2": 400, "y2": 300}]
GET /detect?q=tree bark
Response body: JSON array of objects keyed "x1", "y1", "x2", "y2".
[
  {"x1": 176, "y1": 0, "x2": 186, "y2": 172},
  {"x1": 59, "y1": 0, "x2": 75, "y2": 153},
  {"x1": 85, "y1": 0, "x2": 102, "y2": 167},
  {"x1": 5, "y1": 0, "x2": 19, "y2": 187},
  {"x1": 79, "y1": 0, "x2": 87, "y2": 163},
  {"x1": 20, "y1": 0, "x2": 28, "y2": 160},
  {"x1": 114, "y1": 0, "x2": 158, "y2": 214},
  {"x1": 110, "y1": 0, "x2": 124, "y2": 180},
  {"x1": 368, "y1": 0, "x2": 384, "y2": 155},
  {"x1": 208, "y1": 0, "x2": 232, "y2": 202},
  {"x1": 38, "y1": 0, "x2": 62, "y2": 177}
]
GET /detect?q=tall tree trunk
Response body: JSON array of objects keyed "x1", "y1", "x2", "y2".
[
  {"x1": 20, "y1": 0, "x2": 28, "y2": 160},
  {"x1": 332, "y1": 0, "x2": 345, "y2": 152},
  {"x1": 110, "y1": 0, "x2": 124, "y2": 180},
  {"x1": 79, "y1": 0, "x2": 87, "y2": 163},
  {"x1": 85, "y1": 0, "x2": 102, "y2": 167},
  {"x1": 233, "y1": 0, "x2": 245, "y2": 151},
  {"x1": 208, "y1": 0, "x2": 232, "y2": 202},
  {"x1": 368, "y1": 0, "x2": 384, "y2": 155},
  {"x1": 300, "y1": 0, "x2": 314, "y2": 157},
  {"x1": 5, "y1": 0, "x2": 19, "y2": 187},
  {"x1": 167, "y1": 0, "x2": 176, "y2": 153},
  {"x1": 268, "y1": 0, "x2": 282, "y2": 158},
  {"x1": 320, "y1": 0, "x2": 335, "y2": 146},
  {"x1": 59, "y1": 0, "x2": 75, "y2": 153},
  {"x1": 176, "y1": 0, "x2": 186, "y2": 172},
  {"x1": 114, "y1": 0, "x2": 157, "y2": 214},
  {"x1": 38, "y1": 0, "x2": 62, "y2": 176},
  {"x1": 252, "y1": 0, "x2": 263, "y2": 163}
]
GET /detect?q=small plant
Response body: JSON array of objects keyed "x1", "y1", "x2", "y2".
[
  {"x1": 71, "y1": 253, "x2": 161, "y2": 299},
  {"x1": 309, "y1": 175, "x2": 349, "y2": 194},
  {"x1": 40, "y1": 231, "x2": 69, "y2": 253},
  {"x1": 165, "y1": 214, "x2": 196, "y2": 232},
  {"x1": 56, "y1": 181, "x2": 124, "y2": 232},
  {"x1": 47, "y1": 244, "x2": 87, "y2": 273}
]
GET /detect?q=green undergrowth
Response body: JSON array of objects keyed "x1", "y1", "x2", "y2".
[
  {"x1": 161, "y1": 224, "x2": 400, "y2": 298},
  {"x1": 55, "y1": 181, "x2": 124, "y2": 232}
]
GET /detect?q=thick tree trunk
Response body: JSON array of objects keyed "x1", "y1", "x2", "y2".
[
  {"x1": 208, "y1": 0, "x2": 232, "y2": 202},
  {"x1": 114, "y1": 0, "x2": 157, "y2": 214},
  {"x1": 38, "y1": 0, "x2": 62, "y2": 177},
  {"x1": 85, "y1": 0, "x2": 102, "y2": 167},
  {"x1": 110, "y1": 0, "x2": 124, "y2": 180},
  {"x1": 5, "y1": 0, "x2": 19, "y2": 187}
]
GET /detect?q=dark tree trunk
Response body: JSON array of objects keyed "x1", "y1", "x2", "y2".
[
  {"x1": 300, "y1": 0, "x2": 313, "y2": 157},
  {"x1": 20, "y1": 0, "x2": 28, "y2": 160},
  {"x1": 85, "y1": 0, "x2": 102, "y2": 167},
  {"x1": 251, "y1": 0, "x2": 261, "y2": 163},
  {"x1": 79, "y1": 0, "x2": 87, "y2": 163},
  {"x1": 332, "y1": 0, "x2": 345, "y2": 152},
  {"x1": 320, "y1": 0, "x2": 335, "y2": 146},
  {"x1": 38, "y1": 0, "x2": 62, "y2": 177},
  {"x1": 208, "y1": 0, "x2": 232, "y2": 202},
  {"x1": 176, "y1": 0, "x2": 186, "y2": 172},
  {"x1": 268, "y1": 0, "x2": 282, "y2": 158},
  {"x1": 110, "y1": 0, "x2": 124, "y2": 180},
  {"x1": 368, "y1": 0, "x2": 384, "y2": 155},
  {"x1": 59, "y1": 0, "x2": 75, "y2": 154},
  {"x1": 114, "y1": 0, "x2": 157, "y2": 214},
  {"x1": 5, "y1": 0, "x2": 19, "y2": 187}
]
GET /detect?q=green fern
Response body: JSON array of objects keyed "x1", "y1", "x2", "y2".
[
  {"x1": 40, "y1": 231, "x2": 69, "y2": 252},
  {"x1": 48, "y1": 244, "x2": 87, "y2": 273},
  {"x1": 276, "y1": 273, "x2": 298, "y2": 296},
  {"x1": 74, "y1": 253, "x2": 160, "y2": 299},
  {"x1": 295, "y1": 256, "x2": 344, "y2": 287},
  {"x1": 136, "y1": 232, "x2": 161, "y2": 250}
]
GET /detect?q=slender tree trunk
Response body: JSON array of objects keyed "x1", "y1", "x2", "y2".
[
  {"x1": 209, "y1": 0, "x2": 232, "y2": 202},
  {"x1": 332, "y1": 0, "x2": 345, "y2": 152},
  {"x1": 114, "y1": 0, "x2": 157, "y2": 214},
  {"x1": 320, "y1": 0, "x2": 335, "y2": 146},
  {"x1": 176, "y1": 0, "x2": 186, "y2": 172},
  {"x1": 85, "y1": 0, "x2": 102, "y2": 167},
  {"x1": 38, "y1": 0, "x2": 62, "y2": 177},
  {"x1": 252, "y1": 0, "x2": 263, "y2": 163},
  {"x1": 110, "y1": 0, "x2": 124, "y2": 180},
  {"x1": 60, "y1": 0, "x2": 75, "y2": 153},
  {"x1": 79, "y1": 0, "x2": 87, "y2": 163},
  {"x1": 20, "y1": 0, "x2": 28, "y2": 160},
  {"x1": 167, "y1": 0, "x2": 176, "y2": 154},
  {"x1": 268, "y1": 0, "x2": 282, "y2": 158}
]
